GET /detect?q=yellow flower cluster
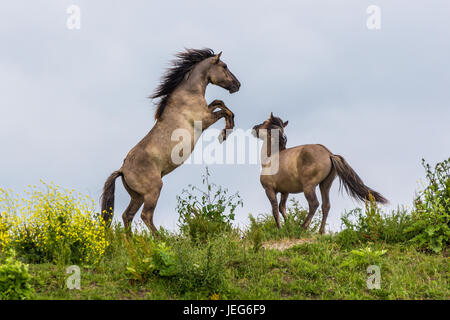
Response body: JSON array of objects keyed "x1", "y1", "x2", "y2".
[
  {"x1": 0, "y1": 181, "x2": 109, "y2": 264},
  {"x1": 0, "y1": 211, "x2": 12, "y2": 252}
]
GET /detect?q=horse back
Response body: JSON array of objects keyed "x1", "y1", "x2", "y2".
[{"x1": 261, "y1": 144, "x2": 333, "y2": 194}]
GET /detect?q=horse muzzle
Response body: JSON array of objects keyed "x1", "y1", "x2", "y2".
[{"x1": 228, "y1": 80, "x2": 241, "y2": 94}]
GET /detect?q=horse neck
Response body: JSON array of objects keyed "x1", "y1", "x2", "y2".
[
  {"x1": 156, "y1": 61, "x2": 211, "y2": 147},
  {"x1": 260, "y1": 133, "x2": 284, "y2": 163},
  {"x1": 176, "y1": 61, "x2": 210, "y2": 97}
]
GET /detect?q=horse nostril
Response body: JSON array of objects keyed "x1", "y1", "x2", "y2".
[{"x1": 229, "y1": 82, "x2": 240, "y2": 93}]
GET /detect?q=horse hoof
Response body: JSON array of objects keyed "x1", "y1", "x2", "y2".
[{"x1": 218, "y1": 130, "x2": 228, "y2": 143}]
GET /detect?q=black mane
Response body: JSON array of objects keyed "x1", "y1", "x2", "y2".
[
  {"x1": 270, "y1": 116, "x2": 287, "y2": 151},
  {"x1": 150, "y1": 48, "x2": 216, "y2": 120}
]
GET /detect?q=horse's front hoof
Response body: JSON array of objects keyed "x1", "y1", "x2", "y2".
[
  {"x1": 218, "y1": 132, "x2": 226, "y2": 143},
  {"x1": 218, "y1": 129, "x2": 232, "y2": 143}
]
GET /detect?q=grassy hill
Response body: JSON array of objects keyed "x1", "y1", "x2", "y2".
[
  {"x1": 0, "y1": 158, "x2": 448, "y2": 300},
  {"x1": 26, "y1": 227, "x2": 448, "y2": 300}
]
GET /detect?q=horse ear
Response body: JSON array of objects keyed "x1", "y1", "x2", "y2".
[
  {"x1": 270, "y1": 112, "x2": 274, "y2": 119},
  {"x1": 213, "y1": 52, "x2": 222, "y2": 64},
  {"x1": 283, "y1": 121, "x2": 289, "y2": 127}
]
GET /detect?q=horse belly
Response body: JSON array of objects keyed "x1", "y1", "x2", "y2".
[
  {"x1": 273, "y1": 152, "x2": 303, "y2": 193},
  {"x1": 260, "y1": 168, "x2": 303, "y2": 194},
  {"x1": 276, "y1": 176, "x2": 303, "y2": 194}
]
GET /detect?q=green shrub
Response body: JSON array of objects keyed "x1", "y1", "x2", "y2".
[
  {"x1": 125, "y1": 235, "x2": 154, "y2": 283},
  {"x1": 125, "y1": 232, "x2": 234, "y2": 297},
  {"x1": 246, "y1": 198, "x2": 318, "y2": 242},
  {"x1": 152, "y1": 242, "x2": 177, "y2": 277},
  {"x1": 336, "y1": 158, "x2": 449, "y2": 253},
  {"x1": 172, "y1": 235, "x2": 232, "y2": 297},
  {"x1": 340, "y1": 246, "x2": 387, "y2": 269},
  {"x1": 125, "y1": 236, "x2": 177, "y2": 283},
  {"x1": 0, "y1": 182, "x2": 109, "y2": 264},
  {"x1": 405, "y1": 158, "x2": 450, "y2": 253},
  {"x1": 337, "y1": 199, "x2": 415, "y2": 247},
  {"x1": 176, "y1": 167, "x2": 242, "y2": 243},
  {"x1": 0, "y1": 249, "x2": 34, "y2": 300},
  {"x1": 0, "y1": 212, "x2": 12, "y2": 253}
]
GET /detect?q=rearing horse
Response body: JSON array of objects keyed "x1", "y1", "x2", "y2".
[{"x1": 101, "y1": 48, "x2": 241, "y2": 234}]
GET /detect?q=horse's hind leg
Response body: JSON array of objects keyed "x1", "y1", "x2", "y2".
[
  {"x1": 122, "y1": 198, "x2": 143, "y2": 232},
  {"x1": 265, "y1": 188, "x2": 281, "y2": 228},
  {"x1": 120, "y1": 176, "x2": 144, "y2": 232},
  {"x1": 279, "y1": 193, "x2": 289, "y2": 220},
  {"x1": 318, "y1": 171, "x2": 336, "y2": 234},
  {"x1": 141, "y1": 179, "x2": 163, "y2": 235},
  {"x1": 301, "y1": 186, "x2": 319, "y2": 231}
]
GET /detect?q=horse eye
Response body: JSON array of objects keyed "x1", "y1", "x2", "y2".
[{"x1": 223, "y1": 65, "x2": 228, "y2": 70}]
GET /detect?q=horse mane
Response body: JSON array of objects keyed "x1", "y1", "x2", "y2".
[
  {"x1": 269, "y1": 116, "x2": 287, "y2": 151},
  {"x1": 150, "y1": 48, "x2": 216, "y2": 120},
  {"x1": 279, "y1": 132, "x2": 287, "y2": 151}
]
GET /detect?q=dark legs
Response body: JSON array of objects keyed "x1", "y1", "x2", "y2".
[
  {"x1": 279, "y1": 193, "x2": 289, "y2": 220},
  {"x1": 140, "y1": 179, "x2": 163, "y2": 235},
  {"x1": 207, "y1": 100, "x2": 235, "y2": 141},
  {"x1": 121, "y1": 176, "x2": 163, "y2": 236},
  {"x1": 265, "y1": 188, "x2": 281, "y2": 228},
  {"x1": 265, "y1": 175, "x2": 336, "y2": 233},
  {"x1": 301, "y1": 186, "x2": 320, "y2": 231},
  {"x1": 122, "y1": 198, "x2": 143, "y2": 231},
  {"x1": 318, "y1": 171, "x2": 336, "y2": 234}
]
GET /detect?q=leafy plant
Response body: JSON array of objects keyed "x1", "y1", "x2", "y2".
[
  {"x1": 287, "y1": 198, "x2": 321, "y2": 233},
  {"x1": 172, "y1": 234, "x2": 232, "y2": 296},
  {"x1": 341, "y1": 246, "x2": 387, "y2": 269},
  {"x1": 176, "y1": 167, "x2": 242, "y2": 243},
  {"x1": 0, "y1": 183, "x2": 109, "y2": 264},
  {"x1": 126, "y1": 237, "x2": 178, "y2": 283},
  {"x1": 246, "y1": 198, "x2": 317, "y2": 242},
  {"x1": 125, "y1": 235, "x2": 155, "y2": 283},
  {"x1": 152, "y1": 242, "x2": 177, "y2": 277},
  {"x1": 337, "y1": 197, "x2": 415, "y2": 247},
  {"x1": 0, "y1": 249, "x2": 34, "y2": 300},
  {"x1": 0, "y1": 212, "x2": 12, "y2": 253},
  {"x1": 339, "y1": 195, "x2": 384, "y2": 242},
  {"x1": 405, "y1": 158, "x2": 450, "y2": 253}
]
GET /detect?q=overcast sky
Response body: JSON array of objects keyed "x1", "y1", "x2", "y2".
[{"x1": 1, "y1": 0, "x2": 449, "y2": 232}]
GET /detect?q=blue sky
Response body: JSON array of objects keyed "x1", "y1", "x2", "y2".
[{"x1": 1, "y1": 0, "x2": 449, "y2": 232}]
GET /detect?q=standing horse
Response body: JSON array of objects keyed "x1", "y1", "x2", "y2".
[
  {"x1": 101, "y1": 48, "x2": 241, "y2": 234},
  {"x1": 252, "y1": 113, "x2": 387, "y2": 234}
]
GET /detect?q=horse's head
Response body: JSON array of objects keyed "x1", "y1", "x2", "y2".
[
  {"x1": 252, "y1": 113, "x2": 289, "y2": 145},
  {"x1": 207, "y1": 52, "x2": 241, "y2": 94}
]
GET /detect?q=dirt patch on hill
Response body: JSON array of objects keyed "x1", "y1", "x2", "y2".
[{"x1": 261, "y1": 238, "x2": 315, "y2": 251}]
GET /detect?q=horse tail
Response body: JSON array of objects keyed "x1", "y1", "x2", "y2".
[
  {"x1": 100, "y1": 170, "x2": 123, "y2": 225},
  {"x1": 330, "y1": 154, "x2": 388, "y2": 204}
]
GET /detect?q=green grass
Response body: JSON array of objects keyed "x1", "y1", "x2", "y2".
[
  {"x1": 3, "y1": 159, "x2": 447, "y2": 300},
  {"x1": 21, "y1": 220, "x2": 448, "y2": 300}
]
